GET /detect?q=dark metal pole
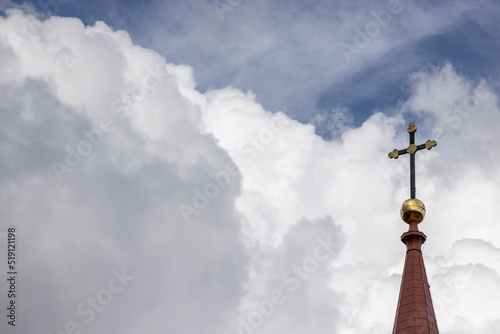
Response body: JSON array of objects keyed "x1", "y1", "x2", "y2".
[
  {"x1": 388, "y1": 122, "x2": 437, "y2": 200},
  {"x1": 410, "y1": 153, "x2": 416, "y2": 198},
  {"x1": 409, "y1": 132, "x2": 416, "y2": 199}
]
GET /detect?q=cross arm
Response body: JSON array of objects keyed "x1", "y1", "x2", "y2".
[
  {"x1": 388, "y1": 140, "x2": 437, "y2": 159},
  {"x1": 388, "y1": 148, "x2": 408, "y2": 159}
]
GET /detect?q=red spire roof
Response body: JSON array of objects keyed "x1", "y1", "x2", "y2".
[{"x1": 392, "y1": 219, "x2": 439, "y2": 334}]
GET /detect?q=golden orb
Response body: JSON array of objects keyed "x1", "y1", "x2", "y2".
[{"x1": 400, "y1": 198, "x2": 426, "y2": 224}]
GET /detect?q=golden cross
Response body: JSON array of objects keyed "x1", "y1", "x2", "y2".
[{"x1": 388, "y1": 122, "x2": 437, "y2": 199}]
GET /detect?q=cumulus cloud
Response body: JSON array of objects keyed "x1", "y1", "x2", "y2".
[
  {"x1": 0, "y1": 7, "x2": 500, "y2": 334},
  {"x1": 222, "y1": 217, "x2": 344, "y2": 334},
  {"x1": 201, "y1": 60, "x2": 500, "y2": 332},
  {"x1": 0, "y1": 9, "x2": 248, "y2": 334}
]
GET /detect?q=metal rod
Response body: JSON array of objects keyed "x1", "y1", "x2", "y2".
[
  {"x1": 410, "y1": 153, "x2": 416, "y2": 199},
  {"x1": 388, "y1": 123, "x2": 437, "y2": 199},
  {"x1": 409, "y1": 132, "x2": 416, "y2": 199}
]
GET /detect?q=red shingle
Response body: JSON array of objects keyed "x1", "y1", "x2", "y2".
[{"x1": 392, "y1": 222, "x2": 439, "y2": 334}]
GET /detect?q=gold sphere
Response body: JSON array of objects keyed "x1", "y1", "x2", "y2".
[{"x1": 400, "y1": 199, "x2": 426, "y2": 224}]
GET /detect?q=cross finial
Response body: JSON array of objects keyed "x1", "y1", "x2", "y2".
[{"x1": 388, "y1": 122, "x2": 437, "y2": 199}]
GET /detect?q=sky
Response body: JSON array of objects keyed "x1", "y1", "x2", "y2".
[{"x1": 0, "y1": 0, "x2": 500, "y2": 333}]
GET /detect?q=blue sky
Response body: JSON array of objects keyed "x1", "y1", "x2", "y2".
[
  {"x1": 12, "y1": 0, "x2": 500, "y2": 137},
  {"x1": 2, "y1": 1, "x2": 500, "y2": 333}
]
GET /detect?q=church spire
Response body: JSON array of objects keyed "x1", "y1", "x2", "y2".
[{"x1": 388, "y1": 122, "x2": 439, "y2": 334}]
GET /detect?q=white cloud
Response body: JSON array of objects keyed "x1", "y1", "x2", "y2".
[
  {"x1": 201, "y1": 61, "x2": 500, "y2": 333},
  {"x1": 0, "y1": 8, "x2": 500, "y2": 334},
  {"x1": 0, "y1": 9, "x2": 247, "y2": 334},
  {"x1": 428, "y1": 239, "x2": 500, "y2": 333},
  {"x1": 222, "y1": 217, "x2": 344, "y2": 334}
]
